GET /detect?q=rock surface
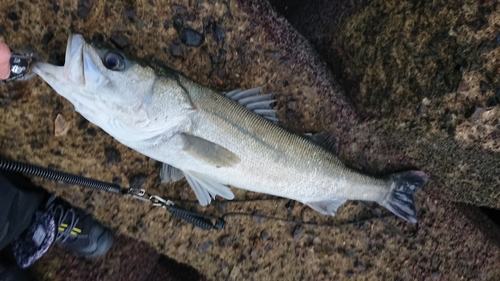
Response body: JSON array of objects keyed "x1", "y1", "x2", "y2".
[{"x1": 0, "y1": 0, "x2": 500, "y2": 280}]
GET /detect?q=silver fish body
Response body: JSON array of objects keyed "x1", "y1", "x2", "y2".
[{"x1": 33, "y1": 34, "x2": 427, "y2": 223}]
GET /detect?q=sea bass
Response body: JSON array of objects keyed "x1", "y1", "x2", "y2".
[{"x1": 32, "y1": 34, "x2": 427, "y2": 223}]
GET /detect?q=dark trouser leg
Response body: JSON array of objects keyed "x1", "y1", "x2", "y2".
[{"x1": 0, "y1": 171, "x2": 45, "y2": 251}]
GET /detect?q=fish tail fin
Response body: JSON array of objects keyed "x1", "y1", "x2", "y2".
[{"x1": 380, "y1": 171, "x2": 428, "y2": 223}]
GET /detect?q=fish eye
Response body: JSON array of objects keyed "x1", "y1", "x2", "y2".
[{"x1": 103, "y1": 52, "x2": 125, "y2": 71}]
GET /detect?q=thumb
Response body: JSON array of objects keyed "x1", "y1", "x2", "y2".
[{"x1": 0, "y1": 42, "x2": 11, "y2": 80}]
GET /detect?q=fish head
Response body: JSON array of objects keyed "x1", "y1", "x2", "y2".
[{"x1": 32, "y1": 33, "x2": 184, "y2": 142}]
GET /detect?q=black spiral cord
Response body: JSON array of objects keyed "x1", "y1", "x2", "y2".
[
  {"x1": 0, "y1": 157, "x2": 417, "y2": 237},
  {"x1": 0, "y1": 157, "x2": 127, "y2": 194}
]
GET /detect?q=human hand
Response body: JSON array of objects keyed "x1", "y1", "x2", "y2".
[{"x1": 0, "y1": 41, "x2": 11, "y2": 80}]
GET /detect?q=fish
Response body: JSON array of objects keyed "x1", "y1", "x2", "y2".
[{"x1": 32, "y1": 33, "x2": 428, "y2": 223}]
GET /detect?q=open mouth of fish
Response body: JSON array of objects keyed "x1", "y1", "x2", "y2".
[{"x1": 31, "y1": 34, "x2": 107, "y2": 114}]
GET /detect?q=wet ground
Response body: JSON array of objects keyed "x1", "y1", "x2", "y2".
[{"x1": 1, "y1": 0, "x2": 500, "y2": 280}]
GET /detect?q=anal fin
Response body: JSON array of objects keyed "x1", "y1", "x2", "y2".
[
  {"x1": 306, "y1": 199, "x2": 347, "y2": 216},
  {"x1": 184, "y1": 171, "x2": 234, "y2": 206}
]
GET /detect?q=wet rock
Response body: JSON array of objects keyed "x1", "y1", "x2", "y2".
[
  {"x1": 53, "y1": 5, "x2": 60, "y2": 13},
  {"x1": 228, "y1": 265, "x2": 241, "y2": 280},
  {"x1": 169, "y1": 42, "x2": 185, "y2": 58},
  {"x1": 287, "y1": 101, "x2": 298, "y2": 111},
  {"x1": 468, "y1": 107, "x2": 485, "y2": 122},
  {"x1": 77, "y1": 0, "x2": 93, "y2": 21},
  {"x1": 218, "y1": 235, "x2": 231, "y2": 247},
  {"x1": 112, "y1": 176, "x2": 122, "y2": 185},
  {"x1": 199, "y1": 241, "x2": 213, "y2": 250},
  {"x1": 172, "y1": 4, "x2": 187, "y2": 15},
  {"x1": 125, "y1": 6, "x2": 136, "y2": 21},
  {"x1": 30, "y1": 141, "x2": 43, "y2": 149},
  {"x1": 128, "y1": 173, "x2": 148, "y2": 189},
  {"x1": 110, "y1": 33, "x2": 130, "y2": 49},
  {"x1": 86, "y1": 127, "x2": 97, "y2": 136},
  {"x1": 217, "y1": 69, "x2": 225, "y2": 78},
  {"x1": 480, "y1": 80, "x2": 491, "y2": 91},
  {"x1": 293, "y1": 225, "x2": 304, "y2": 242},
  {"x1": 285, "y1": 200, "x2": 295, "y2": 212},
  {"x1": 213, "y1": 26, "x2": 226, "y2": 43},
  {"x1": 54, "y1": 114, "x2": 69, "y2": 136},
  {"x1": 77, "y1": 118, "x2": 89, "y2": 130},
  {"x1": 172, "y1": 14, "x2": 184, "y2": 31},
  {"x1": 7, "y1": 12, "x2": 19, "y2": 21},
  {"x1": 180, "y1": 28, "x2": 204, "y2": 47},
  {"x1": 41, "y1": 32, "x2": 54, "y2": 45},
  {"x1": 186, "y1": 13, "x2": 196, "y2": 22},
  {"x1": 104, "y1": 147, "x2": 121, "y2": 165},
  {"x1": 261, "y1": 230, "x2": 269, "y2": 240},
  {"x1": 163, "y1": 20, "x2": 171, "y2": 30}
]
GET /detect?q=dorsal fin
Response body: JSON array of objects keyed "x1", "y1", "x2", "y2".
[
  {"x1": 304, "y1": 132, "x2": 338, "y2": 153},
  {"x1": 222, "y1": 86, "x2": 278, "y2": 123}
]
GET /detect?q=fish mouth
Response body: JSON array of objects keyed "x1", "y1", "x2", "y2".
[
  {"x1": 32, "y1": 33, "x2": 86, "y2": 88},
  {"x1": 32, "y1": 33, "x2": 109, "y2": 111}
]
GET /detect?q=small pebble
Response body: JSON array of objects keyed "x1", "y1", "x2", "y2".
[
  {"x1": 41, "y1": 32, "x2": 54, "y2": 45},
  {"x1": 287, "y1": 101, "x2": 298, "y2": 111},
  {"x1": 173, "y1": 15, "x2": 184, "y2": 31},
  {"x1": 422, "y1": 97, "x2": 431, "y2": 106},
  {"x1": 313, "y1": 237, "x2": 321, "y2": 244},
  {"x1": 172, "y1": 4, "x2": 187, "y2": 14},
  {"x1": 125, "y1": 6, "x2": 136, "y2": 20},
  {"x1": 54, "y1": 113, "x2": 69, "y2": 136},
  {"x1": 129, "y1": 173, "x2": 148, "y2": 189},
  {"x1": 213, "y1": 26, "x2": 226, "y2": 43},
  {"x1": 104, "y1": 147, "x2": 121, "y2": 165},
  {"x1": 293, "y1": 225, "x2": 304, "y2": 242},
  {"x1": 53, "y1": 4, "x2": 60, "y2": 13},
  {"x1": 112, "y1": 177, "x2": 122, "y2": 185},
  {"x1": 217, "y1": 69, "x2": 225, "y2": 78},
  {"x1": 110, "y1": 33, "x2": 130, "y2": 49},
  {"x1": 77, "y1": 0, "x2": 93, "y2": 21},
  {"x1": 7, "y1": 12, "x2": 19, "y2": 21},
  {"x1": 86, "y1": 127, "x2": 97, "y2": 136},
  {"x1": 186, "y1": 13, "x2": 196, "y2": 22},
  {"x1": 261, "y1": 230, "x2": 269, "y2": 240},
  {"x1": 480, "y1": 80, "x2": 491, "y2": 91},
  {"x1": 199, "y1": 241, "x2": 213, "y2": 251},
  {"x1": 180, "y1": 28, "x2": 205, "y2": 47},
  {"x1": 169, "y1": 43, "x2": 185, "y2": 58},
  {"x1": 163, "y1": 20, "x2": 171, "y2": 30}
]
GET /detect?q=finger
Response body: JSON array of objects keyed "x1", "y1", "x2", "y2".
[{"x1": 0, "y1": 42, "x2": 11, "y2": 80}]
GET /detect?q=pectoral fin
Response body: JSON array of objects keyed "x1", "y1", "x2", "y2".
[
  {"x1": 160, "y1": 163, "x2": 185, "y2": 184},
  {"x1": 306, "y1": 199, "x2": 347, "y2": 216},
  {"x1": 181, "y1": 133, "x2": 240, "y2": 167},
  {"x1": 184, "y1": 170, "x2": 234, "y2": 205}
]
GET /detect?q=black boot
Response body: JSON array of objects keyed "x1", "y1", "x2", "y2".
[{"x1": 44, "y1": 195, "x2": 114, "y2": 258}]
